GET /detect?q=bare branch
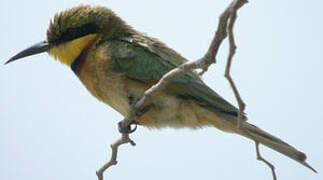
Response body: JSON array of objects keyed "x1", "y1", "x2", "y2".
[
  {"x1": 200, "y1": 0, "x2": 248, "y2": 75},
  {"x1": 255, "y1": 142, "x2": 277, "y2": 180},
  {"x1": 224, "y1": 0, "x2": 247, "y2": 128},
  {"x1": 99, "y1": 0, "x2": 252, "y2": 179},
  {"x1": 98, "y1": 1, "x2": 316, "y2": 179},
  {"x1": 96, "y1": 124, "x2": 136, "y2": 180},
  {"x1": 133, "y1": 0, "x2": 248, "y2": 116}
]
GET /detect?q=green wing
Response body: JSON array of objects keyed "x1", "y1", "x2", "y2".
[{"x1": 108, "y1": 39, "x2": 239, "y2": 117}]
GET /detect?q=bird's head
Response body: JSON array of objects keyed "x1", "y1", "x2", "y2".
[{"x1": 5, "y1": 5, "x2": 130, "y2": 66}]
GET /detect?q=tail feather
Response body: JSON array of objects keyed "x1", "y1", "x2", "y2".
[{"x1": 238, "y1": 122, "x2": 317, "y2": 173}]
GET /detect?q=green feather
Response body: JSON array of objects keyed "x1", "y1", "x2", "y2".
[{"x1": 108, "y1": 39, "x2": 239, "y2": 117}]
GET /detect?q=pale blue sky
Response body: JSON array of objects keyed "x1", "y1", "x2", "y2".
[{"x1": 1, "y1": 1, "x2": 322, "y2": 180}]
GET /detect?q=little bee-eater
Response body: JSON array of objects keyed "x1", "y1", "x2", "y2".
[{"x1": 5, "y1": 5, "x2": 316, "y2": 172}]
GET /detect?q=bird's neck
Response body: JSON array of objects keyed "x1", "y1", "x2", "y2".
[{"x1": 48, "y1": 34, "x2": 97, "y2": 66}]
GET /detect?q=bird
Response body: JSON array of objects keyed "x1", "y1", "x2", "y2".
[{"x1": 5, "y1": 5, "x2": 316, "y2": 173}]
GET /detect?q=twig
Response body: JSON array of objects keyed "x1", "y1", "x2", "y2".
[
  {"x1": 199, "y1": 0, "x2": 248, "y2": 75},
  {"x1": 224, "y1": 2, "x2": 279, "y2": 179},
  {"x1": 255, "y1": 142, "x2": 277, "y2": 180},
  {"x1": 96, "y1": 128, "x2": 136, "y2": 180},
  {"x1": 133, "y1": 0, "x2": 248, "y2": 114},
  {"x1": 224, "y1": 0, "x2": 247, "y2": 128},
  {"x1": 223, "y1": 2, "x2": 278, "y2": 178}
]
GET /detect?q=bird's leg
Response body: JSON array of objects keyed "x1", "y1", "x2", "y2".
[{"x1": 96, "y1": 118, "x2": 136, "y2": 180}]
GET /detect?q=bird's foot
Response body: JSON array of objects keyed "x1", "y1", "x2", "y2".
[{"x1": 118, "y1": 120, "x2": 137, "y2": 134}]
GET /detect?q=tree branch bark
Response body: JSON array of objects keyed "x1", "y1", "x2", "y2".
[
  {"x1": 255, "y1": 142, "x2": 277, "y2": 180},
  {"x1": 224, "y1": 0, "x2": 247, "y2": 128},
  {"x1": 131, "y1": 0, "x2": 248, "y2": 116},
  {"x1": 96, "y1": 125, "x2": 136, "y2": 180}
]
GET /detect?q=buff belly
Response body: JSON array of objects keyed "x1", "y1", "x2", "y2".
[{"x1": 74, "y1": 41, "x2": 236, "y2": 132}]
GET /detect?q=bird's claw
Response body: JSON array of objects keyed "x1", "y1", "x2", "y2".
[{"x1": 118, "y1": 121, "x2": 137, "y2": 134}]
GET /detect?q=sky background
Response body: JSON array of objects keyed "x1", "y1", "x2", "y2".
[{"x1": 1, "y1": 0, "x2": 322, "y2": 180}]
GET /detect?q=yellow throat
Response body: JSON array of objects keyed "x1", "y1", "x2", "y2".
[{"x1": 48, "y1": 34, "x2": 97, "y2": 66}]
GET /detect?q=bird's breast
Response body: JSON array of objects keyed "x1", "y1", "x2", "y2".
[
  {"x1": 75, "y1": 45, "x2": 132, "y2": 116},
  {"x1": 72, "y1": 41, "x2": 231, "y2": 130}
]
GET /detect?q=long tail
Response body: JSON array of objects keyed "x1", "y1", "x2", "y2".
[{"x1": 236, "y1": 122, "x2": 317, "y2": 173}]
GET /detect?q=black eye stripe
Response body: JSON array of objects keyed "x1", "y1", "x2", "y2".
[{"x1": 56, "y1": 23, "x2": 99, "y2": 44}]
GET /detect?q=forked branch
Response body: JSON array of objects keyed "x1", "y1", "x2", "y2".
[
  {"x1": 97, "y1": 1, "x2": 281, "y2": 180},
  {"x1": 133, "y1": 0, "x2": 248, "y2": 112},
  {"x1": 96, "y1": 122, "x2": 136, "y2": 180}
]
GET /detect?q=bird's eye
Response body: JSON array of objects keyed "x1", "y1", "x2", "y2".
[
  {"x1": 60, "y1": 28, "x2": 78, "y2": 42},
  {"x1": 67, "y1": 28, "x2": 77, "y2": 36}
]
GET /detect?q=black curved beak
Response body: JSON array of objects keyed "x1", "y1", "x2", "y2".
[{"x1": 4, "y1": 41, "x2": 52, "y2": 65}]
